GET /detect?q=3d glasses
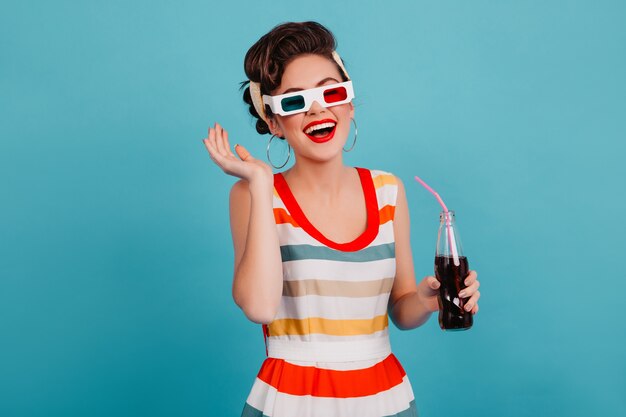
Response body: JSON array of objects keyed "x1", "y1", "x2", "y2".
[{"x1": 262, "y1": 81, "x2": 354, "y2": 116}]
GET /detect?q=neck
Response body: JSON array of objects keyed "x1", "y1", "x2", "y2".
[{"x1": 283, "y1": 154, "x2": 354, "y2": 199}]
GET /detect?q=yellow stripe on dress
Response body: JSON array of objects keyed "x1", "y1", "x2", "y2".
[
  {"x1": 268, "y1": 314, "x2": 389, "y2": 336},
  {"x1": 372, "y1": 174, "x2": 397, "y2": 189}
]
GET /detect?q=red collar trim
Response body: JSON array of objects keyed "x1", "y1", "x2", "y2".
[{"x1": 273, "y1": 167, "x2": 380, "y2": 252}]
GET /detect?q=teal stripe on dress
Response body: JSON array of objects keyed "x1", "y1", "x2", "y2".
[
  {"x1": 280, "y1": 242, "x2": 395, "y2": 263},
  {"x1": 241, "y1": 399, "x2": 417, "y2": 417},
  {"x1": 240, "y1": 402, "x2": 268, "y2": 417}
]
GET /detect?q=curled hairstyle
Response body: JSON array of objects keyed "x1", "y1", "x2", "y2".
[{"x1": 240, "y1": 21, "x2": 349, "y2": 135}]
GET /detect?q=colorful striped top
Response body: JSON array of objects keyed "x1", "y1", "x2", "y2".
[{"x1": 241, "y1": 167, "x2": 418, "y2": 417}]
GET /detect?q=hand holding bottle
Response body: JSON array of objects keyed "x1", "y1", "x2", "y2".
[
  {"x1": 434, "y1": 212, "x2": 480, "y2": 330},
  {"x1": 413, "y1": 175, "x2": 481, "y2": 330},
  {"x1": 416, "y1": 271, "x2": 480, "y2": 315}
]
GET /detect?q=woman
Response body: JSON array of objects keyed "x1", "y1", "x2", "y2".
[{"x1": 203, "y1": 21, "x2": 480, "y2": 417}]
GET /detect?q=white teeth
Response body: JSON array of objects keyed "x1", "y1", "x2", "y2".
[{"x1": 305, "y1": 122, "x2": 336, "y2": 135}]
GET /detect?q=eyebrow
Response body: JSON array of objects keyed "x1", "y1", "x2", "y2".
[{"x1": 280, "y1": 77, "x2": 340, "y2": 94}]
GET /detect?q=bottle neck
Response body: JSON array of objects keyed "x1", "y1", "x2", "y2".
[
  {"x1": 436, "y1": 210, "x2": 464, "y2": 258},
  {"x1": 439, "y1": 210, "x2": 456, "y2": 225}
]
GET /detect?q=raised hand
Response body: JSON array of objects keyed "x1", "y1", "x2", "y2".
[{"x1": 202, "y1": 122, "x2": 273, "y2": 187}]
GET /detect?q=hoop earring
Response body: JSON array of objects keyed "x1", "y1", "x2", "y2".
[
  {"x1": 343, "y1": 118, "x2": 358, "y2": 152},
  {"x1": 266, "y1": 134, "x2": 291, "y2": 169}
]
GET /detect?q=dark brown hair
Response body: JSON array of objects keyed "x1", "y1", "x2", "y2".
[{"x1": 240, "y1": 21, "x2": 349, "y2": 135}]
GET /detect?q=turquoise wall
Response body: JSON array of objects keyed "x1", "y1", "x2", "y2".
[{"x1": 1, "y1": 1, "x2": 624, "y2": 416}]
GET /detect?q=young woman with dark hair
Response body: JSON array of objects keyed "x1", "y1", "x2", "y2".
[{"x1": 203, "y1": 21, "x2": 480, "y2": 417}]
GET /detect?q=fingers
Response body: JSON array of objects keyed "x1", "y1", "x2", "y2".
[
  {"x1": 203, "y1": 128, "x2": 219, "y2": 161},
  {"x1": 460, "y1": 271, "x2": 480, "y2": 314},
  {"x1": 417, "y1": 276, "x2": 440, "y2": 313},
  {"x1": 220, "y1": 126, "x2": 236, "y2": 158},
  {"x1": 208, "y1": 122, "x2": 238, "y2": 160},
  {"x1": 458, "y1": 270, "x2": 479, "y2": 297},
  {"x1": 213, "y1": 123, "x2": 228, "y2": 156},
  {"x1": 464, "y1": 270, "x2": 478, "y2": 287},
  {"x1": 235, "y1": 144, "x2": 252, "y2": 161},
  {"x1": 204, "y1": 122, "x2": 238, "y2": 161},
  {"x1": 426, "y1": 276, "x2": 440, "y2": 291},
  {"x1": 203, "y1": 125, "x2": 233, "y2": 171},
  {"x1": 459, "y1": 281, "x2": 479, "y2": 300},
  {"x1": 464, "y1": 290, "x2": 480, "y2": 312}
]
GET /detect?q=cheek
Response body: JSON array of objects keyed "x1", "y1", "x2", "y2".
[
  {"x1": 283, "y1": 116, "x2": 305, "y2": 133},
  {"x1": 338, "y1": 107, "x2": 354, "y2": 131},
  {"x1": 339, "y1": 119, "x2": 352, "y2": 139},
  {"x1": 338, "y1": 103, "x2": 354, "y2": 120}
]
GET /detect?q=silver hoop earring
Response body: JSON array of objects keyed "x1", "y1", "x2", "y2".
[
  {"x1": 266, "y1": 134, "x2": 291, "y2": 169},
  {"x1": 343, "y1": 118, "x2": 358, "y2": 152}
]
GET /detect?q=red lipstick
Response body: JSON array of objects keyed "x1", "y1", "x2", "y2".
[{"x1": 303, "y1": 119, "x2": 337, "y2": 144}]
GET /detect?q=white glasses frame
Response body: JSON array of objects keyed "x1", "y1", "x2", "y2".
[{"x1": 262, "y1": 81, "x2": 354, "y2": 116}]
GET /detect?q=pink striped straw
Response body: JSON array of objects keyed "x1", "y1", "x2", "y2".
[{"x1": 414, "y1": 175, "x2": 460, "y2": 266}]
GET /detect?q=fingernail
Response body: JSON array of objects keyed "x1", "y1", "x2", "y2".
[
  {"x1": 465, "y1": 303, "x2": 472, "y2": 311},
  {"x1": 458, "y1": 290, "x2": 466, "y2": 298}
]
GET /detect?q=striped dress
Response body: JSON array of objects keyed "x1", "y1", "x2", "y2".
[{"x1": 241, "y1": 167, "x2": 418, "y2": 417}]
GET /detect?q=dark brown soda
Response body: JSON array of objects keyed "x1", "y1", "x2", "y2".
[{"x1": 434, "y1": 255, "x2": 473, "y2": 330}]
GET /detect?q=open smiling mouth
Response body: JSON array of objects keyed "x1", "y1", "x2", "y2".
[{"x1": 303, "y1": 119, "x2": 337, "y2": 143}]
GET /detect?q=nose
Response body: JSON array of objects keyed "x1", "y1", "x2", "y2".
[{"x1": 307, "y1": 100, "x2": 326, "y2": 115}]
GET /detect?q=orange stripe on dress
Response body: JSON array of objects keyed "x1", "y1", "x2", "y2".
[
  {"x1": 273, "y1": 208, "x2": 299, "y2": 227},
  {"x1": 379, "y1": 204, "x2": 395, "y2": 224},
  {"x1": 257, "y1": 353, "x2": 406, "y2": 397},
  {"x1": 276, "y1": 203, "x2": 393, "y2": 227}
]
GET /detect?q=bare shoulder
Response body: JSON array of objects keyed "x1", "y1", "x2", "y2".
[
  {"x1": 229, "y1": 179, "x2": 251, "y2": 219},
  {"x1": 393, "y1": 176, "x2": 409, "y2": 224},
  {"x1": 230, "y1": 178, "x2": 249, "y2": 197},
  {"x1": 370, "y1": 168, "x2": 405, "y2": 204},
  {"x1": 395, "y1": 175, "x2": 405, "y2": 193}
]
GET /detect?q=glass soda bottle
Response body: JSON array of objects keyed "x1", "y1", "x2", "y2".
[{"x1": 434, "y1": 210, "x2": 473, "y2": 331}]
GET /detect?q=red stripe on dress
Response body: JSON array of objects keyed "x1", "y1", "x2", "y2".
[
  {"x1": 256, "y1": 354, "x2": 406, "y2": 398},
  {"x1": 273, "y1": 167, "x2": 380, "y2": 252}
]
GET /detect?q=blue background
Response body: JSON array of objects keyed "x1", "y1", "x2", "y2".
[{"x1": 1, "y1": 1, "x2": 625, "y2": 416}]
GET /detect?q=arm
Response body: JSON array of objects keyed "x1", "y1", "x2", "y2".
[
  {"x1": 203, "y1": 122, "x2": 283, "y2": 324},
  {"x1": 388, "y1": 177, "x2": 438, "y2": 330},
  {"x1": 229, "y1": 179, "x2": 283, "y2": 324}
]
